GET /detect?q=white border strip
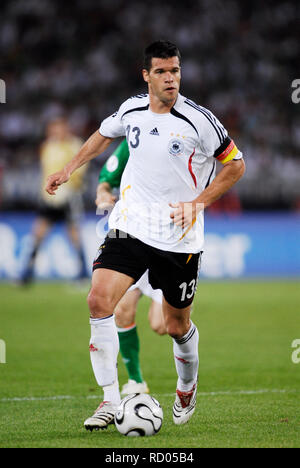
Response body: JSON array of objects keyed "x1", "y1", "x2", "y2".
[{"x1": 0, "y1": 389, "x2": 297, "y2": 403}]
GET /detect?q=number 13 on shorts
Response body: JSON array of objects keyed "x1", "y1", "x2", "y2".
[
  {"x1": 179, "y1": 279, "x2": 197, "y2": 302},
  {"x1": 179, "y1": 252, "x2": 202, "y2": 302}
]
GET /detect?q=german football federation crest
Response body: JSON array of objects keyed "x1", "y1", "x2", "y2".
[{"x1": 168, "y1": 138, "x2": 184, "y2": 156}]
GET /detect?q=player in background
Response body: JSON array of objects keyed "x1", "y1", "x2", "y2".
[
  {"x1": 96, "y1": 139, "x2": 166, "y2": 396},
  {"x1": 46, "y1": 40, "x2": 245, "y2": 430},
  {"x1": 20, "y1": 117, "x2": 88, "y2": 284}
]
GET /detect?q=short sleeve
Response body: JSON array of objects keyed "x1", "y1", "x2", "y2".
[
  {"x1": 199, "y1": 109, "x2": 243, "y2": 164},
  {"x1": 99, "y1": 105, "x2": 126, "y2": 139}
]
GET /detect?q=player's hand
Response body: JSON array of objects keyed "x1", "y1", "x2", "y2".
[
  {"x1": 169, "y1": 201, "x2": 203, "y2": 229},
  {"x1": 95, "y1": 188, "x2": 117, "y2": 210},
  {"x1": 45, "y1": 169, "x2": 70, "y2": 195}
]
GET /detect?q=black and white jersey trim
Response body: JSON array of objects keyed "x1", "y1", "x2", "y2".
[
  {"x1": 170, "y1": 107, "x2": 199, "y2": 137},
  {"x1": 121, "y1": 104, "x2": 149, "y2": 119},
  {"x1": 130, "y1": 93, "x2": 148, "y2": 99},
  {"x1": 184, "y1": 99, "x2": 227, "y2": 144},
  {"x1": 205, "y1": 161, "x2": 216, "y2": 188}
]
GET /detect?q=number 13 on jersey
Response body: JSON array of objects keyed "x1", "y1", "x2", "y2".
[{"x1": 126, "y1": 125, "x2": 141, "y2": 148}]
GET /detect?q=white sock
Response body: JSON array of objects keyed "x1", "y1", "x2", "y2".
[
  {"x1": 89, "y1": 315, "x2": 121, "y2": 406},
  {"x1": 102, "y1": 381, "x2": 120, "y2": 406},
  {"x1": 173, "y1": 321, "x2": 199, "y2": 392}
]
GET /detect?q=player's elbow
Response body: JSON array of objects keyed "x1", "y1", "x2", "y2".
[
  {"x1": 236, "y1": 158, "x2": 246, "y2": 179},
  {"x1": 226, "y1": 158, "x2": 245, "y2": 183}
]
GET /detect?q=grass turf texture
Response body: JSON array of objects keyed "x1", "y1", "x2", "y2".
[{"x1": 0, "y1": 280, "x2": 299, "y2": 448}]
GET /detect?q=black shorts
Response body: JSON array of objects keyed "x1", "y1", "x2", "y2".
[
  {"x1": 38, "y1": 203, "x2": 70, "y2": 223},
  {"x1": 93, "y1": 230, "x2": 202, "y2": 309},
  {"x1": 37, "y1": 194, "x2": 83, "y2": 225}
]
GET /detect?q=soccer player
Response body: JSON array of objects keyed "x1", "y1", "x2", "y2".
[
  {"x1": 96, "y1": 139, "x2": 165, "y2": 395},
  {"x1": 20, "y1": 117, "x2": 88, "y2": 284},
  {"x1": 46, "y1": 40, "x2": 245, "y2": 430}
]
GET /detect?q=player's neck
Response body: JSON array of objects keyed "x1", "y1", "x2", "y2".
[{"x1": 148, "y1": 91, "x2": 177, "y2": 114}]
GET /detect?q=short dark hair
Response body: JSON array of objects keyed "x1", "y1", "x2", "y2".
[{"x1": 143, "y1": 40, "x2": 181, "y2": 71}]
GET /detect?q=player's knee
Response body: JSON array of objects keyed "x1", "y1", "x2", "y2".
[
  {"x1": 87, "y1": 289, "x2": 113, "y2": 318},
  {"x1": 151, "y1": 321, "x2": 167, "y2": 336},
  {"x1": 158, "y1": 325, "x2": 167, "y2": 336},
  {"x1": 166, "y1": 320, "x2": 189, "y2": 340},
  {"x1": 167, "y1": 325, "x2": 182, "y2": 340},
  {"x1": 114, "y1": 303, "x2": 135, "y2": 328}
]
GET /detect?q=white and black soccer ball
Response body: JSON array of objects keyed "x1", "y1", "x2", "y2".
[{"x1": 115, "y1": 393, "x2": 163, "y2": 437}]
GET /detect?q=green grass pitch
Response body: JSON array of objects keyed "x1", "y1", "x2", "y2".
[{"x1": 0, "y1": 280, "x2": 299, "y2": 448}]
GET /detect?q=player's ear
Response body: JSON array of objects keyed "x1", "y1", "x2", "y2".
[{"x1": 142, "y1": 69, "x2": 149, "y2": 83}]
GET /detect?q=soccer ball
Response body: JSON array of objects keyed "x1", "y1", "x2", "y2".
[{"x1": 115, "y1": 393, "x2": 163, "y2": 437}]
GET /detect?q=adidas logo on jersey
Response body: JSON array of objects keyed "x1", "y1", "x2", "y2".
[{"x1": 150, "y1": 127, "x2": 159, "y2": 136}]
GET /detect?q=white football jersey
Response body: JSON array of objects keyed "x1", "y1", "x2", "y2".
[{"x1": 99, "y1": 93, "x2": 243, "y2": 253}]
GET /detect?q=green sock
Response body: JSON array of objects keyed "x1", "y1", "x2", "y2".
[{"x1": 118, "y1": 325, "x2": 143, "y2": 383}]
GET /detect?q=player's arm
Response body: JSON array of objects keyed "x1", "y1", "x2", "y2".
[
  {"x1": 170, "y1": 132, "x2": 245, "y2": 228},
  {"x1": 95, "y1": 182, "x2": 117, "y2": 210},
  {"x1": 193, "y1": 158, "x2": 245, "y2": 210},
  {"x1": 170, "y1": 159, "x2": 245, "y2": 228},
  {"x1": 45, "y1": 131, "x2": 113, "y2": 195}
]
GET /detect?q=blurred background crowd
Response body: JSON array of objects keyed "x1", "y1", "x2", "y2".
[{"x1": 0, "y1": 0, "x2": 299, "y2": 212}]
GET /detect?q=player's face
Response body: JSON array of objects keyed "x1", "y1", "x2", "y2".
[
  {"x1": 47, "y1": 120, "x2": 69, "y2": 140},
  {"x1": 143, "y1": 56, "x2": 181, "y2": 105}
]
